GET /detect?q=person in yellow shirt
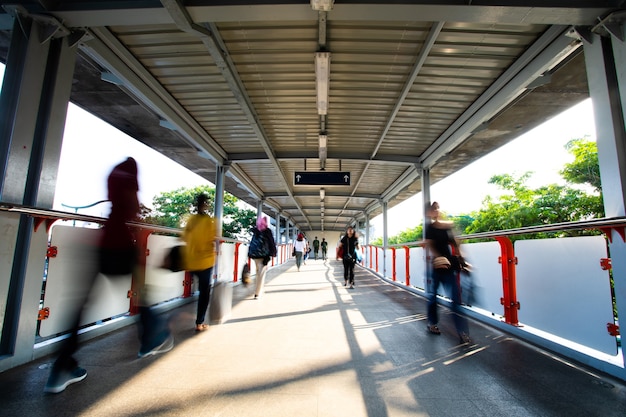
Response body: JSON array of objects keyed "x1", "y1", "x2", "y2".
[{"x1": 182, "y1": 193, "x2": 217, "y2": 331}]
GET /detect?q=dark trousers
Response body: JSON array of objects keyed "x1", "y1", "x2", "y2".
[
  {"x1": 343, "y1": 258, "x2": 355, "y2": 284},
  {"x1": 193, "y1": 267, "x2": 213, "y2": 325}
]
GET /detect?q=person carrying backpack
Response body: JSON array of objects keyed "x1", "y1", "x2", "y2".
[{"x1": 248, "y1": 216, "x2": 277, "y2": 299}]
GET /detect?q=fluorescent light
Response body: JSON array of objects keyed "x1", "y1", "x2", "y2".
[
  {"x1": 311, "y1": 0, "x2": 334, "y2": 11},
  {"x1": 315, "y1": 52, "x2": 330, "y2": 115},
  {"x1": 319, "y1": 134, "x2": 327, "y2": 169}
]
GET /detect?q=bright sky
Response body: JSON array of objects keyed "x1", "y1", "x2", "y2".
[{"x1": 53, "y1": 104, "x2": 212, "y2": 217}]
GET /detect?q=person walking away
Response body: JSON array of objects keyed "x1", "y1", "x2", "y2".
[
  {"x1": 45, "y1": 157, "x2": 173, "y2": 394},
  {"x1": 320, "y1": 238, "x2": 328, "y2": 260},
  {"x1": 182, "y1": 193, "x2": 217, "y2": 331},
  {"x1": 424, "y1": 201, "x2": 471, "y2": 344},
  {"x1": 293, "y1": 233, "x2": 306, "y2": 271},
  {"x1": 248, "y1": 216, "x2": 277, "y2": 299},
  {"x1": 338, "y1": 227, "x2": 359, "y2": 289},
  {"x1": 313, "y1": 236, "x2": 320, "y2": 260}
]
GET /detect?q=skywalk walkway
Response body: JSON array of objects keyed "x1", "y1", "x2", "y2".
[{"x1": 1, "y1": 259, "x2": 626, "y2": 416}]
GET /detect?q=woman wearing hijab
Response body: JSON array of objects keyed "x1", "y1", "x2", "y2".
[{"x1": 248, "y1": 216, "x2": 277, "y2": 299}]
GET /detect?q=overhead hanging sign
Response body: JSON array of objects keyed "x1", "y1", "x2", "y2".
[{"x1": 294, "y1": 171, "x2": 351, "y2": 186}]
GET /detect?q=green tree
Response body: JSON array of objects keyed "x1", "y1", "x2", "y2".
[
  {"x1": 142, "y1": 185, "x2": 257, "y2": 239},
  {"x1": 560, "y1": 137, "x2": 601, "y2": 192},
  {"x1": 463, "y1": 138, "x2": 603, "y2": 238}
]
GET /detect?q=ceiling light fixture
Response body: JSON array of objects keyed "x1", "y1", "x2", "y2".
[
  {"x1": 315, "y1": 52, "x2": 331, "y2": 115},
  {"x1": 319, "y1": 134, "x2": 327, "y2": 169},
  {"x1": 311, "y1": 0, "x2": 334, "y2": 11}
]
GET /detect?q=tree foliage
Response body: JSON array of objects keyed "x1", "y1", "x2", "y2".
[
  {"x1": 141, "y1": 185, "x2": 257, "y2": 239},
  {"x1": 560, "y1": 137, "x2": 601, "y2": 192}
]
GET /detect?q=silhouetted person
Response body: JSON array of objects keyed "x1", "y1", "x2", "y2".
[{"x1": 338, "y1": 227, "x2": 359, "y2": 289}]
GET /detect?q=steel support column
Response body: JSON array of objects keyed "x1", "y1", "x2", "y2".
[{"x1": 583, "y1": 28, "x2": 626, "y2": 379}]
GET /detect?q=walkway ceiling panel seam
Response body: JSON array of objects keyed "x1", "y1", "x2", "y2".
[
  {"x1": 81, "y1": 26, "x2": 228, "y2": 161},
  {"x1": 159, "y1": 0, "x2": 312, "y2": 228},
  {"x1": 420, "y1": 25, "x2": 578, "y2": 169}
]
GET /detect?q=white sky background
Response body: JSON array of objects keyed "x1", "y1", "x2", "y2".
[
  {"x1": 53, "y1": 104, "x2": 212, "y2": 217},
  {"x1": 0, "y1": 65, "x2": 597, "y2": 235}
]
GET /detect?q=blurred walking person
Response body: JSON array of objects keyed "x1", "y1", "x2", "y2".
[
  {"x1": 182, "y1": 193, "x2": 217, "y2": 330},
  {"x1": 45, "y1": 157, "x2": 173, "y2": 394},
  {"x1": 424, "y1": 201, "x2": 471, "y2": 344}
]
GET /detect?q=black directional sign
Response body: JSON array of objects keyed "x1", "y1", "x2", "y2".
[{"x1": 294, "y1": 171, "x2": 351, "y2": 186}]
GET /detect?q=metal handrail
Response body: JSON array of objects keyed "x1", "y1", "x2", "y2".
[{"x1": 367, "y1": 216, "x2": 626, "y2": 249}]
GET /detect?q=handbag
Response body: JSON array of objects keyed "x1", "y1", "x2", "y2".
[
  {"x1": 162, "y1": 245, "x2": 185, "y2": 272},
  {"x1": 432, "y1": 256, "x2": 451, "y2": 269}
]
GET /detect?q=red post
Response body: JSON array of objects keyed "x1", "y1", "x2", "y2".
[
  {"x1": 391, "y1": 247, "x2": 397, "y2": 281},
  {"x1": 495, "y1": 236, "x2": 520, "y2": 325},
  {"x1": 182, "y1": 271, "x2": 193, "y2": 298},
  {"x1": 375, "y1": 247, "x2": 379, "y2": 273},
  {"x1": 403, "y1": 246, "x2": 410, "y2": 286},
  {"x1": 129, "y1": 229, "x2": 151, "y2": 315},
  {"x1": 233, "y1": 242, "x2": 241, "y2": 282}
]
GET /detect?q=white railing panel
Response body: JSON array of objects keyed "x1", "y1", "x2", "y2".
[
  {"x1": 393, "y1": 249, "x2": 407, "y2": 284},
  {"x1": 238, "y1": 244, "x2": 250, "y2": 280},
  {"x1": 41, "y1": 225, "x2": 131, "y2": 337},
  {"x1": 460, "y1": 242, "x2": 503, "y2": 315},
  {"x1": 217, "y1": 242, "x2": 235, "y2": 282},
  {"x1": 384, "y1": 249, "x2": 393, "y2": 280},
  {"x1": 144, "y1": 234, "x2": 185, "y2": 304},
  {"x1": 409, "y1": 246, "x2": 426, "y2": 290},
  {"x1": 515, "y1": 236, "x2": 617, "y2": 355}
]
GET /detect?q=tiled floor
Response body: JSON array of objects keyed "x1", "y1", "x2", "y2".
[{"x1": 1, "y1": 259, "x2": 626, "y2": 416}]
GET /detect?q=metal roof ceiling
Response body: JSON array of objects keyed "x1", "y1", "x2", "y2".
[{"x1": 0, "y1": 1, "x2": 621, "y2": 232}]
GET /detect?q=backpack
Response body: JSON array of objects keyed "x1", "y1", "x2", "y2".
[{"x1": 248, "y1": 228, "x2": 270, "y2": 258}]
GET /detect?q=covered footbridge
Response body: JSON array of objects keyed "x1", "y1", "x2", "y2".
[{"x1": 2, "y1": 1, "x2": 626, "y2": 413}]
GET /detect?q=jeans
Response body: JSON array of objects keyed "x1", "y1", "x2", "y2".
[{"x1": 427, "y1": 267, "x2": 468, "y2": 335}]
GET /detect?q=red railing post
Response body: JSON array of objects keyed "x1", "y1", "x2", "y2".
[
  {"x1": 404, "y1": 246, "x2": 410, "y2": 286},
  {"x1": 495, "y1": 236, "x2": 520, "y2": 325},
  {"x1": 233, "y1": 242, "x2": 241, "y2": 282},
  {"x1": 375, "y1": 247, "x2": 379, "y2": 273},
  {"x1": 129, "y1": 229, "x2": 151, "y2": 315},
  {"x1": 391, "y1": 247, "x2": 397, "y2": 281}
]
